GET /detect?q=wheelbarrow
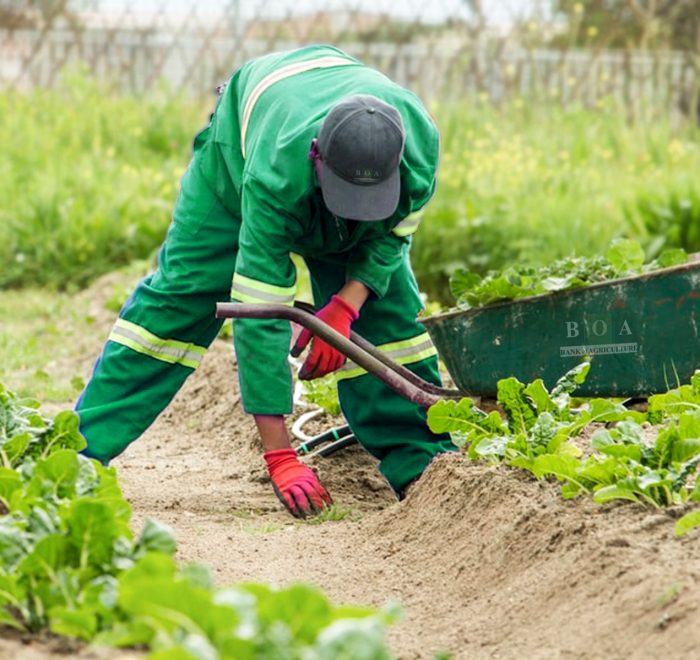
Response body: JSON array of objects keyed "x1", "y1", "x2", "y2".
[{"x1": 216, "y1": 258, "x2": 700, "y2": 452}]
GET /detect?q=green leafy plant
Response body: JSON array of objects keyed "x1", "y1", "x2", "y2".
[
  {"x1": 634, "y1": 184, "x2": 700, "y2": 258},
  {"x1": 675, "y1": 509, "x2": 700, "y2": 537},
  {"x1": 428, "y1": 364, "x2": 700, "y2": 531},
  {"x1": 96, "y1": 553, "x2": 398, "y2": 658},
  {"x1": 0, "y1": 383, "x2": 395, "y2": 654},
  {"x1": 0, "y1": 384, "x2": 87, "y2": 469},
  {"x1": 647, "y1": 371, "x2": 700, "y2": 424},
  {"x1": 299, "y1": 373, "x2": 342, "y2": 417},
  {"x1": 448, "y1": 240, "x2": 687, "y2": 309}
]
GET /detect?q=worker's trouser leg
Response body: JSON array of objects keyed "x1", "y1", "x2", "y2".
[
  {"x1": 76, "y1": 161, "x2": 239, "y2": 464},
  {"x1": 305, "y1": 250, "x2": 457, "y2": 495}
]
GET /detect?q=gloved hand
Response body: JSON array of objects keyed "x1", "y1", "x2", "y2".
[
  {"x1": 290, "y1": 295, "x2": 359, "y2": 380},
  {"x1": 264, "y1": 447, "x2": 333, "y2": 518}
]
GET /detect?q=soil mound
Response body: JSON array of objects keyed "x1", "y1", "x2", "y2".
[{"x1": 371, "y1": 452, "x2": 700, "y2": 658}]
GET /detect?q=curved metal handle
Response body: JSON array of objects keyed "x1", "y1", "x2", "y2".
[
  {"x1": 292, "y1": 301, "x2": 461, "y2": 399},
  {"x1": 216, "y1": 302, "x2": 461, "y2": 408}
]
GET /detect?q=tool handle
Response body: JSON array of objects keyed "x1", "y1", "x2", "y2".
[
  {"x1": 292, "y1": 301, "x2": 461, "y2": 398},
  {"x1": 216, "y1": 302, "x2": 462, "y2": 408}
]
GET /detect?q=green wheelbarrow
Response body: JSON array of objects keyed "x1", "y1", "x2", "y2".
[{"x1": 216, "y1": 257, "x2": 700, "y2": 409}]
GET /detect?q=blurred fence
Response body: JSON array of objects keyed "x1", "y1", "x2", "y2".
[{"x1": 1, "y1": 0, "x2": 699, "y2": 119}]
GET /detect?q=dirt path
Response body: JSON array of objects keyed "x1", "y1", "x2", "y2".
[{"x1": 110, "y1": 340, "x2": 699, "y2": 659}]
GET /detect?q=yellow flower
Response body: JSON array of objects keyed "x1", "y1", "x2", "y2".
[
  {"x1": 587, "y1": 26, "x2": 599, "y2": 38},
  {"x1": 574, "y1": 2, "x2": 584, "y2": 15},
  {"x1": 668, "y1": 139, "x2": 686, "y2": 161}
]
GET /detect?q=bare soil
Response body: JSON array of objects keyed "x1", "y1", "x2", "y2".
[
  {"x1": 119, "y1": 341, "x2": 700, "y2": 659},
  {"x1": 4, "y1": 271, "x2": 700, "y2": 659}
]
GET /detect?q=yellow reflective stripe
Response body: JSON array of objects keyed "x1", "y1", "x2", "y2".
[
  {"x1": 335, "y1": 333, "x2": 437, "y2": 382},
  {"x1": 115, "y1": 319, "x2": 207, "y2": 356},
  {"x1": 108, "y1": 319, "x2": 205, "y2": 370},
  {"x1": 392, "y1": 214, "x2": 422, "y2": 237},
  {"x1": 231, "y1": 273, "x2": 296, "y2": 306},
  {"x1": 240, "y1": 56, "x2": 357, "y2": 158},
  {"x1": 336, "y1": 346, "x2": 438, "y2": 382},
  {"x1": 374, "y1": 332, "x2": 433, "y2": 356}
]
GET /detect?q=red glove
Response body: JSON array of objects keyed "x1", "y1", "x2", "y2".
[
  {"x1": 264, "y1": 448, "x2": 333, "y2": 518},
  {"x1": 290, "y1": 295, "x2": 359, "y2": 380}
]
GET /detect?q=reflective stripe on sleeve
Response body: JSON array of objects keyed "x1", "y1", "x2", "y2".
[
  {"x1": 392, "y1": 213, "x2": 422, "y2": 237},
  {"x1": 240, "y1": 56, "x2": 357, "y2": 158},
  {"x1": 108, "y1": 319, "x2": 206, "y2": 370},
  {"x1": 231, "y1": 273, "x2": 296, "y2": 306},
  {"x1": 335, "y1": 332, "x2": 438, "y2": 381}
]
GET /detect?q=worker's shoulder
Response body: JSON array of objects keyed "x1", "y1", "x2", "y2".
[
  {"x1": 384, "y1": 85, "x2": 437, "y2": 132},
  {"x1": 240, "y1": 44, "x2": 361, "y2": 84}
]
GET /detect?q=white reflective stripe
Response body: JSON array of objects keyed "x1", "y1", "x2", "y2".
[
  {"x1": 240, "y1": 56, "x2": 357, "y2": 158},
  {"x1": 231, "y1": 273, "x2": 296, "y2": 305},
  {"x1": 336, "y1": 333, "x2": 437, "y2": 381},
  {"x1": 231, "y1": 285, "x2": 295, "y2": 306},
  {"x1": 392, "y1": 214, "x2": 422, "y2": 237},
  {"x1": 109, "y1": 319, "x2": 205, "y2": 369}
]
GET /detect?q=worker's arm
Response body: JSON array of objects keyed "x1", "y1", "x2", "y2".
[
  {"x1": 291, "y1": 177, "x2": 436, "y2": 380},
  {"x1": 232, "y1": 173, "x2": 302, "y2": 415},
  {"x1": 235, "y1": 174, "x2": 332, "y2": 517},
  {"x1": 337, "y1": 278, "x2": 371, "y2": 310},
  {"x1": 345, "y1": 229, "x2": 411, "y2": 299}
]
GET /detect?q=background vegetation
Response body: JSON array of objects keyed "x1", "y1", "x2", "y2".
[
  {"x1": 0, "y1": 73, "x2": 199, "y2": 290},
  {"x1": 2, "y1": 73, "x2": 699, "y2": 302}
]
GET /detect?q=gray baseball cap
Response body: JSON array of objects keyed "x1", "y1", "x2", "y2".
[{"x1": 317, "y1": 94, "x2": 405, "y2": 221}]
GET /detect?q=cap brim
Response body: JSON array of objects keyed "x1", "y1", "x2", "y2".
[{"x1": 320, "y1": 163, "x2": 400, "y2": 221}]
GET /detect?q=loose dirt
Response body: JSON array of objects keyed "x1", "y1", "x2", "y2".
[
  {"x1": 4, "y1": 271, "x2": 700, "y2": 659},
  {"x1": 115, "y1": 340, "x2": 699, "y2": 659}
]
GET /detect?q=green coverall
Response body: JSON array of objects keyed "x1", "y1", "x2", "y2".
[{"x1": 76, "y1": 45, "x2": 456, "y2": 495}]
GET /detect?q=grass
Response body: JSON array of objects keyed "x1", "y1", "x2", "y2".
[
  {"x1": 0, "y1": 261, "x2": 147, "y2": 402},
  {"x1": 0, "y1": 288, "x2": 95, "y2": 402},
  {"x1": 658, "y1": 584, "x2": 682, "y2": 608},
  {"x1": 0, "y1": 70, "x2": 203, "y2": 290},
  {"x1": 235, "y1": 504, "x2": 357, "y2": 532},
  {"x1": 305, "y1": 503, "x2": 357, "y2": 524},
  {"x1": 238, "y1": 519, "x2": 288, "y2": 535},
  {"x1": 2, "y1": 73, "x2": 700, "y2": 307}
]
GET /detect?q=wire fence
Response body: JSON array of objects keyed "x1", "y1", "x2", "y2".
[{"x1": 1, "y1": 0, "x2": 699, "y2": 120}]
